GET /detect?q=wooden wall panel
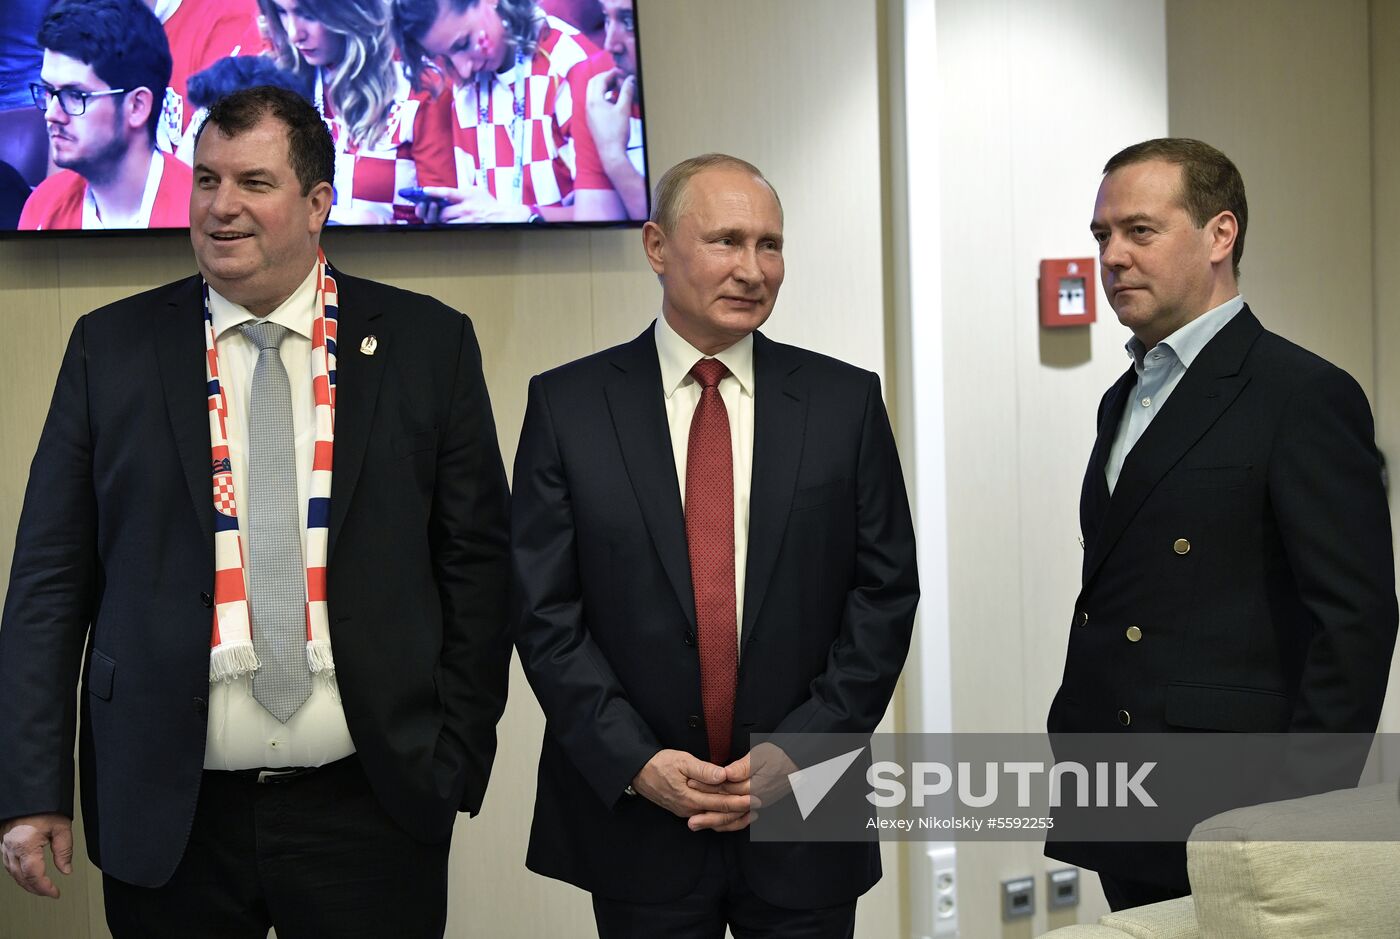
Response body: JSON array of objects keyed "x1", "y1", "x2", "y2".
[
  {"x1": 1168, "y1": 0, "x2": 1375, "y2": 389},
  {"x1": 1369, "y1": 0, "x2": 1400, "y2": 742}
]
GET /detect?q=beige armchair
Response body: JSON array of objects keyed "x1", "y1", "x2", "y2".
[{"x1": 1039, "y1": 781, "x2": 1400, "y2": 938}]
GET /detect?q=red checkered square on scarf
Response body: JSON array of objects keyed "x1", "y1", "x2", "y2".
[{"x1": 213, "y1": 475, "x2": 237, "y2": 516}]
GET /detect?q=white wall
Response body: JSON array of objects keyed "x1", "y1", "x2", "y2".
[
  {"x1": 887, "y1": 3, "x2": 958, "y2": 936},
  {"x1": 925, "y1": 1, "x2": 1168, "y2": 935}
]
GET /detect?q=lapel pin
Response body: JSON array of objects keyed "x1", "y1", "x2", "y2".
[{"x1": 360, "y1": 335, "x2": 378, "y2": 356}]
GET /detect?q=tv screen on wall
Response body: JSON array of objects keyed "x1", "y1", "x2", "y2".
[{"x1": 0, "y1": 0, "x2": 648, "y2": 234}]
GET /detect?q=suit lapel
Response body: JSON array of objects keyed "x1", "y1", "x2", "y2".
[
  {"x1": 326, "y1": 274, "x2": 386, "y2": 560},
  {"x1": 1082, "y1": 307, "x2": 1263, "y2": 586},
  {"x1": 740, "y1": 332, "x2": 806, "y2": 644},
  {"x1": 1080, "y1": 367, "x2": 1133, "y2": 573},
  {"x1": 154, "y1": 276, "x2": 215, "y2": 555},
  {"x1": 604, "y1": 327, "x2": 697, "y2": 628}
]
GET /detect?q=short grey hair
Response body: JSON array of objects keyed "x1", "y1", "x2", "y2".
[{"x1": 649, "y1": 153, "x2": 782, "y2": 234}]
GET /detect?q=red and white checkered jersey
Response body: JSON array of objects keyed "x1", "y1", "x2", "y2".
[
  {"x1": 571, "y1": 53, "x2": 644, "y2": 193},
  {"x1": 449, "y1": 17, "x2": 601, "y2": 207},
  {"x1": 324, "y1": 70, "x2": 455, "y2": 225},
  {"x1": 18, "y1": 151, "x2": 193, "y2": 230},
  {"x1": 157, "y1": 0, "x2": 266, "y2": 150}
]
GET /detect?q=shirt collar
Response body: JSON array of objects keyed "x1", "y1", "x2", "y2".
[
  {"x1": 654, "y1": 312, "x2": 755, "y2": 399},
  {"x1": 150, "y1": 0, "x2": 182, "y2": 23},
  {"x1": 209, "y1": 263, "x2": 320, "y2": 343},
  {"x1": 1125, "y1": 294, "x2": 1245, "y2": 369}
]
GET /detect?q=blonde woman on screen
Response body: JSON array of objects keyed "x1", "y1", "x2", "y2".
[{"x1": 258, "y1": 0, "x2": 453, "y2": 224}]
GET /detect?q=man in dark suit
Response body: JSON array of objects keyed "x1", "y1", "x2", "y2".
[
  {"x1": 0, "y1": 85, "x2": 511, "y2": 937},
  {"x1": 511, "y1": 153, "x2": 919, "y2": 937},
  {"x1": 1047, "y1": 137, "x2": 1397, "y2": 910}
]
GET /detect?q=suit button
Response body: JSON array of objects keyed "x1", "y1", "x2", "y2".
[
  {"x1": 687, "y1": 715, "x2": 701, "y2": 729},
  {"x1": 683, "y1": 632, "x2": 695, "y2": 647},
  {"x1": 200, "y1": 592, "x2": 214, "y2": 608},
  {"x1": 1173, "y1": 538, "x2": 1191, "y2": 555},
  {"x1": 1126, "y1": 626, "x2": 1143, "y2": 642},
  {"x1": 1075, "y1": 611, "x2": 1089, "y2": 628},
  {"x1": 193, "y1": 697, "x2": 207, "y2": 716},
  {"x1": 1117, "y1": 709, "x2": 1131, "y2": 726}
]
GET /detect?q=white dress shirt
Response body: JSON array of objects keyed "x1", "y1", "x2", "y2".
[
  {"x1": 203, "y1": 264, "x2": 355, "y2": 770},
  {"x1": 80, "y1": 149, "x2": 163, "y2": 229},
  {"x1": 1105, "y1": 295, "x2": 1245, "y2": 494},
  {"x1": 654, "y1": 314, "x2": 754, "y2": 645}
]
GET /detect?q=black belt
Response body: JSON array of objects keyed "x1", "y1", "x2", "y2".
[{"x1": 218, "y1": 756, "x2": 351, "y2": 785}]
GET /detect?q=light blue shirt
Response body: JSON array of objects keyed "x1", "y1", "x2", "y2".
[{"x1": 1105, "y1": 295, "x2": 1245, "y2": 494}]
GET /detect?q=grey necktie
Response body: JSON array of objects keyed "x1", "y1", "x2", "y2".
[{"x1": 239, "y1": 320, "x2": 312, "y2": 722}]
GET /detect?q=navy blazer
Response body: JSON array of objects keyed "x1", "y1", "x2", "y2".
[
  {"x1": 1047, "y1": 306, "x2": 1397, "y2": 887},
  {"x1": 511, "y1": 325, "x2": 919, "y2": 908},
  {"x1": 0, "y1": 270, "x2": 512, "y2": 887}
]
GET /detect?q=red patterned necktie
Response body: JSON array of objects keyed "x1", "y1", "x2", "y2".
[{"x1": 686, "y1": 358, "x2": 738, "y2": 766}]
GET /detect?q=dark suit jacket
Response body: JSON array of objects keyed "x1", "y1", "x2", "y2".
[
  {"x1": 0, "y1": 269, "x2": 512, "y2": 888},
  {"x1": 1046, "y1": 306, "x2": 1398, "y2": 887},
  {"x1": 511, "y1": 325, "x2": 919, "y2": 908}
]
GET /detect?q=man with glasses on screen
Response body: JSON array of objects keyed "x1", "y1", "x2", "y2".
[
  {"x1": 19, "y1": 0, "x2": 192, "y2": 231},
  {"x1": 572, "y1": 0, "x2": 646, "y2": 221}
]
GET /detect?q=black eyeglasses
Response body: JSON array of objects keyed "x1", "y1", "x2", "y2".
[{"x1": 30, "y1": 82, "x2": 128, "y2": 116}]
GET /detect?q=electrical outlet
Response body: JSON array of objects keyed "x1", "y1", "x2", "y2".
[
  {"x1": 1001, "y1": 876, "x2": 1034, "y2": 921},
  {"x1": 1048, "y1": 868, "x2": 1080, "y2": 909},
  {"x1": 929, "y1": 846, "x2": 957, "y2": 936}
]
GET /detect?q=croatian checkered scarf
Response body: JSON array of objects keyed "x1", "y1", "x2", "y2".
[{"x1": 204, "y1": 250, "x2": 338, "y2": 685}]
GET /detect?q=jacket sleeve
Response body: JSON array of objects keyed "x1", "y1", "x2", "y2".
[
  {"x1": 0, "y1": 316, "x2": 99, "y2": 822},
  {"x1": 511, "y1": 374, "x2": 662, "y2": 807},
  {"x1": 1271, "y1": 364, "x2": 1398, "y2": 733},
  {"x1": 772, "y1": 372, "x2": 920, "y2": 739},
  {"x1": 430, "y1": 312, "x2": 513, "y2": 814}
]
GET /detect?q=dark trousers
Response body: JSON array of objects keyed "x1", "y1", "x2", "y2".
[
  {"x1": 591, "y1": 834, "x2": 857, "y2": 939},
  {"x1": 1098, "y1": 871, "x2": 1190, "y2": 912},
  {"x1": 103, "y1": 756, "x2": 450, "y2": 939}
]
